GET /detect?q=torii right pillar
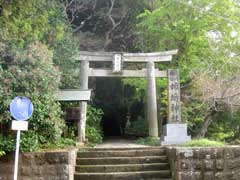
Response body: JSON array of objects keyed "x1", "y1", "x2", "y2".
[{"x1": 161, "y1": 69, "x2": 191, "y2": 145}]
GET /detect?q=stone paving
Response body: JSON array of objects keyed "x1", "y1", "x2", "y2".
[{"x1": 95, "y1": 138, "x2": 149, "y2": 148}]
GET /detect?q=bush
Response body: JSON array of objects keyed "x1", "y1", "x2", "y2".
[
  {"x1": 86, "y1": 106, "x2": 104, "y2": 145},
  {"x1": 135, "y1": 137, "x2": 160, "y2": 146},
  {"x1": 39, "y1": 138, "x2": 76, "y2": 150},
  {"x1": 0, "y1": 42, "x2": 64, "y2": 152},
  {"x1": 184, "y1": 138, "x2": 225, "y2": 147},
  {"x1": 0, "y1": 151, "x2": 5, "y2": 157},
  {"x1": 125, "y1": 116, "x2": 148, "y2": 137},
  {"x1": 0, "y1": 135, "x2": 15, "y2": 153}
]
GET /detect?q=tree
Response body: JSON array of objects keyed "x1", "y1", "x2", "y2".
[
  {"x1": 64, "y1": 0, "x2": 148, "y2": 51},
  {"x1": 0, "y1": 0, "x2": 78, "y2": 152},
  {"x1": 135, "y1": 0, "x2": 240, "y2": 139}
]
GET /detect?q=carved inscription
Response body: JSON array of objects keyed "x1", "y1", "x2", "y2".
[
  {"x1": 113, "y1": 53, "x2": 122, "y2": 73},
  {"x1": 168, "y1": 69, "x2": 181, "y2": 123}
]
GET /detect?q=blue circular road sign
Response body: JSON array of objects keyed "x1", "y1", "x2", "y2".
[{"x1": 10, "y1": 97, "x2": 33, "y2": 121}]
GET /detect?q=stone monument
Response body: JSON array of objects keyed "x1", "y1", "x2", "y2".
[{"x1": 161, "y1": 69, "x2": 191, "y2": 145}]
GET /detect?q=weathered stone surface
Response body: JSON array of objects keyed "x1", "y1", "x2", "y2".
[
  {"x1": 161, "y1": 124, "x2": 191, "y2": 145},
  {"x1": 204, "y1": 159, "x2": 214, "y2": 171},
  {"x1": 216, "y1": 159, "x2": 224, "y2": 170},
  {"x1": 178, "y1": 172, "x2": 201, "y2": 180},
  {"x1": 0, "y1": 149, "x2": 77, "y2": 180},
  {"x1": 166, "y1": 146, "x2": 240, "y2": 180},
  {"x1": 204, "y1": 172, "x2": 214, "y2": 180}
]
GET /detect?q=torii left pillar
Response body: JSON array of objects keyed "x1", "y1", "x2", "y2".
[{"x1": 78, "y1": 61, "x2": 89, "y2": 143}]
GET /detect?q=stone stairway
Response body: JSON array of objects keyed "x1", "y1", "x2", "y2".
[{"x1": 74, "y1": 147, "x2": 172, "y2": 180}]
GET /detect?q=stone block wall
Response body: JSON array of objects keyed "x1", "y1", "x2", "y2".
[
  {"x1": 0, "y1": 149, "x2": 77, "y2": 180},
  {"x1": 165, "y1": 146, "x2": 240, "y2": 180}
]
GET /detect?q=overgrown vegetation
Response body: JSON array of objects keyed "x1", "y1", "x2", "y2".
[
  {"x1": 0, "y1": 0, "x2": 79, "y2": 154},
  {"x1": 125, "y1": 116, "x2": 148, "y2": 137},
  {"x1": 184, "y1": 139, "x2": 225, "y2": 147},
  {"x1": 133, "y1": 0, "x2": 240, "y2": 142},
  {"x1": 0, "y1": 151, "x2": 5, "y2": 157},
  {"x1": 135, "y1": 137, "x2": 161, "y2": 146},
  {"x1": 86, "y1": 106, "x2": 104, "y2": 146}
]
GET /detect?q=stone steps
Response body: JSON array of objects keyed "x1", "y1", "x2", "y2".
[
  {"x1": 74, "y1": 147, "x2": 172, "y2": 180},
  {"x1": 76, "y1": 163, "x2": 170, "y2": 172},
  {"x1": 76, "y1": 155, "x2": 168, "y2": 165},
  {"x1": 74, "y1": 171, "x2": 172, "y2": 180},
  {"x1": 77, "y1": 149, "x2": 165, "y2": 157}
]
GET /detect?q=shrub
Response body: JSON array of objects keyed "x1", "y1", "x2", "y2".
[
  {"x1": 135, "y1": 137, "x2": 160, "y2": 146},
  {"x1": 39, "y1": 138, "x2": 76, "y2": 150},
  {"x1": 86, "y1": 106, "x2": 104, "y2": 145},
  {"x1": 0, "y1": 151, "x2": 5, "y2": 157},
  {"x1": 0, "y1": 42, "x2": 64, "y2": 152},
  {"x1": 184, "y1": 138, "x2": 225, "y2": 147},
  {"x1": 0, "y1": 135, "x2": 15, "y2": 153},
  {"x1": 125, "y1": 116, "x2": 148, "y2": 137}
]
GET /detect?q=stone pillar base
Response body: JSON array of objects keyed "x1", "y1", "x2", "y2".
[{"x1": 161, "y1": 123, "x2": 191, "y2": 145}]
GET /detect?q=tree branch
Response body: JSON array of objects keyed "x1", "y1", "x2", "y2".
[{"x1": 104, "y1": 0, "x2": 128, "y2": 49}]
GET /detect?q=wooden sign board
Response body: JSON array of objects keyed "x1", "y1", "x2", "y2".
[
  {"x1": 57, "y1": 89, "x2": 91, "y2": 101},
  {"x1": 112, "y1": 54, "x2": 122, "y2": 73},
  {"x1": 168, "y1": 69, "x2": 181, "y2": 123}
]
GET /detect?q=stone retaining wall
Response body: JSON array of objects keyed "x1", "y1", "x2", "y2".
[
  {"x1": 165, "y1": 146, "x2": 240, "y2": 180},
  {"x1": 0, "y1": 148, "x2": 77, "y2": 180}
]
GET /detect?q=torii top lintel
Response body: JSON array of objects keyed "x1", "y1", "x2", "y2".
[{"x1": 75, "y1": 49, "x2": 178, "y2": 62}]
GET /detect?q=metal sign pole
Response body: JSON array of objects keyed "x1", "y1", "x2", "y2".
[
  {"x1": 10, "y1": 96, "x2": 33, "y2": 180},
  {"x1": 13, "y1": 130, "x2": 21, "y2": 180}
]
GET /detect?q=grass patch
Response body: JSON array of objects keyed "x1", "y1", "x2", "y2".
[
  {"x1": 184, "y1": 138, "x2": 225, "y2": 147},
  {"x1": 135, "y1": 137, "x2": 160, "y2": 146},
  {"x1": 38, "y1": 138, "x2": 76, "y2": 151}
]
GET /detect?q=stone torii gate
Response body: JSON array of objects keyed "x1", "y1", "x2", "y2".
[{"x1": 75, "y1": 50, "x2": 190, "y2": 145}]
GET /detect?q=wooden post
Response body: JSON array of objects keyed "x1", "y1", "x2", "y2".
[
  {"x1": 78, "y1": 61, "x2": 89, "y2": 143},
  {"x1": 146, "y1": 61, "x2": 158, "y2": 138}
]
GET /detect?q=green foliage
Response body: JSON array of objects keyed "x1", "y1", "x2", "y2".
[
  {"x1": 0, "y1": 42, "x2": 64, "y2": 152},
  {"x1": 184, "y1": 138, "x2": 225, "y2": 147},
  {"x1": 125, "y1": 116, "x2": 148, "y2": 137},
  {"x1": 0, "y1": 151, "x2": 5, "y2": 157},
  {"x1": 0, "y1": 0, "x2": 80, "y2": 89},
  {"x1": 86, "y1": 106, "x2": 104, "y2": 145},
  {"x1": 0, "y1": 0, "x2": 66, "y2": 47},
  {"x1": 53, "y1": 33, "x2": 80, "y2": 89},
  {"x1": 0, "y1": 135, "x2": 15, "y2": 153},
  {"x1": 20, "y1": 130, "x2": 40, "y2": 152},
  {"x1": 135, "y1": 0, "x2": 240, "y2": 140},
  {"x1": 86, "y1": 127, "x2": 103, "y2": 146},
  {"x1": 135, "y1": 137, "x2": 160, "y2": 146},
  {"x1": 39, "y1": 138, "x2": 76, "y2": 151},
  {"x1": 0, "y1": 0, "x2": 81, "y2": 153}
]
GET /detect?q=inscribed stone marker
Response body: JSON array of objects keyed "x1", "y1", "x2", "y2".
[{"x1": 168, "y1": 69, "x2": 181, "y2": 123}]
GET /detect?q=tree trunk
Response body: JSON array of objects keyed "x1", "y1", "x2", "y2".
[{"x1": 196, "y1": 110, "x2": 217, "y2": 138}]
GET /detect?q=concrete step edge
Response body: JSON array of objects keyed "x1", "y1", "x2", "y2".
[
  {"x1": 78, "y1": 149, "x2": 165, "y2": 154},
  {"x1": 75, "y1": 163, "x2": 170, "y2": 173},
  {"x1": 77, "y1": 155, "x2": 167, "y2": 160},
  {"x1": 76, "y1": 162, "x2": 169, "y2": 168},
  {"x1": 77, "y1": 151, "x2": 166, "y2": 158},
  {"x1": 74, "y1": 170, "x2": 171, "y2": 175},
  {"x1": 81, "y1": 147, "x2": 165, "y2": 151}
]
